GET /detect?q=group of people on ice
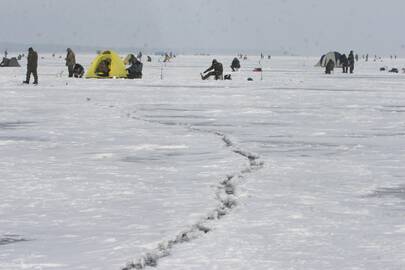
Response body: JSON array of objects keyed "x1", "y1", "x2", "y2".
[
  {"x1": 19, "y1": 46, "x2": 362, "y2": 85},
  {"x1": 325, "y1": 50, "x2": 356, "y2": 74},
  {"x1": 21, "y1": 47, "x2": 238, "y2": 84},
  {"x1": 21, "y1": 47, "x2": 145, "y2": 84},
  {"x1": 200, "y1": 57, "x2": 244, "y2": 80}
]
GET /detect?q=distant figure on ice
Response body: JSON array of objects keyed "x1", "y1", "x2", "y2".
[
  {"x1": 163, "y1": 53, "x2": 171, "y2": 63},
  {"x1": 65, "y1": 48, "x2": 76, "y2": 77},
  {"x1": 201, "y1": 59, "x2": 223, "y2": 80},
  {"x1": 365, "y1": 54, "x2": 369, "y2": 62},
  {"x1": 147, "y1": 56, "x2": 152, "y2": 62},
  {"x1": 4, "y1": 50, "x2": 8, "y2": 58},
  {"x1": 23, "y1": 47, "x2": 38, "y2": 84},
  {"x1": 137, "y1": 51, "x2": 142, "y2": 60},
  {"x1": 348, "y1": 51, "x2": 355, "y2": 73},
  {"x1": 325, "y1": 59, "x2": 335, "y2": 74},
  {"x1": 127, "y1": 55, "x2": 143, "y2": 79},
  {"x1": 340, "y1": 54, "x2": 349, "y2": 73},
  {"x1": 73, "y1": 63, "x2": 85, "y2": 78},
  {"x1": 230, "y1": 57, "x2": 241, "y2": 72},
  {"x1": 96, "y1": 58, "x2": 111, "y2": 77}
]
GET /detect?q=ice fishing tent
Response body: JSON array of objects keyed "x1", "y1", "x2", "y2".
[
  {"x1": 315, "y1": 52, "x2": 342, "y2": 68},
  {"x1": 85, "y1": 50, "x2": 127, "y2": 78},
  {"x1": 0, "y1": 57, "x2": 20, "y2": 67}
]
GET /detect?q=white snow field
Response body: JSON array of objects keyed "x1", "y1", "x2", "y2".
[{"x1": 1, "y1": 54, "x2": 405, "y2": 270}]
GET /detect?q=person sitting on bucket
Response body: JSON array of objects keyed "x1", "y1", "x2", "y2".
[
  {"x1": 201, "y1": 59, "x2": 223, "y2": 80},
  {"x1": 96, "y1": 58, "x2": 111, "y2": 77},
  {"x1": 127, "y1": 55, "x2": 143, "y2": 79}
]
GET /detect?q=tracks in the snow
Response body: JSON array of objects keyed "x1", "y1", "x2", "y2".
[{"x1": 120, "y1": 112, "x2": 264, "y2": 270}]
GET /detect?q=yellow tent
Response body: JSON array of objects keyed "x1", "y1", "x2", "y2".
[{"x1": 86, "y1": 50, "x2": 128, "y2": 78}]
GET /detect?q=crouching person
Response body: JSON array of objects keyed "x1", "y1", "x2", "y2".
[
  {"x1": 201, "y1": 59, "x2": 223, "y2": 80},
  {"x1": 127, "y1": 56, "x2": 143, "y2": 79},
  {"x1": 73, "y1": 63, "x2": 85, "y2": 78},
  {"x1": 230, "y1": 57, "x2": 240, "y2": 72}
]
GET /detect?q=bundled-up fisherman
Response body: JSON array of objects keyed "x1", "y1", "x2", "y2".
[
  {"x1": 348, "y1": 51, "x2": 355, "y2": 74},
  {"x1": 325, "y1": 59, "x2": 335, "y2": 74},
  {"x1": 23, "y1": 47, "x2": 38, "y2": 84},
  {"x1": 127, "y1": 55, "x2": 143, "y2": 79},
  {"x1": 65, "y1": 48, "x2": 76, "y2": 77},
  {"x1": 340, "y1": 54, "x2": 349, "y2": 73},
  {"x1": 73, "y1": 63, "x2": 85, "y2": 78},
  {"x1": 201, "y1": 59, "x2": 223, "y2": 80},
  {"x1": 230, "y1": 57, "x2": 241, "y2": 72}
]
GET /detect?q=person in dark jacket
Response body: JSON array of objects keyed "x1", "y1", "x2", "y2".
[
  {"x1": 348, "y1": 51, "x2": 355, "y2": 74},
  {"x1": 23, "y1": 47, "x2": 38, "y2": 84},
  {"x1": 325, "y1": 59, "x2": 335, "y2": 74},
  {"x1": 230, "y1": 57, "x2": 241, "y2": 72},
  {"x1": 340, "y1": 54, "x2": 349, "y2": 73},
  {"x1": 201, "y1": 59, "x2": 223, "y2": 80},
  {"x1": 65, "y1": 48, "x2": 76, "y2": 77},
  {"x1": 127, "y1": 55, "x2": 143, "y2": 79},
  {"x1": 73, "y1": 63, "x2": 85, "y2": 78}
]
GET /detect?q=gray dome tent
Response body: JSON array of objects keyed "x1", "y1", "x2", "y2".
[
  {"x1": 0, "y1": 57, "x2": 21, "y2": 67},
  {"x1": 315, "y1": 52, "x2": 342, "y2": 68}
]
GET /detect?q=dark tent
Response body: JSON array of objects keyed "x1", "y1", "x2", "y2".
[{"x1": 0, "y1": 57, "x2": 21, "y2": 67}]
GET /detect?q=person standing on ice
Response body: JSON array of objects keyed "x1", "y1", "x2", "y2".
[
  {"x1": 340, "y1": 54, "x2": 349, "y2": 73},
  {"x1": 65, "y1": 48, "x2": 76, "y2": 77},
  {"x1": 325, "y1": 59, "x2": 335, "y2": 74},
  {"x1": 348, "y1": 50, "x2": 355, "y2": 74},
  {"x1": 201, "y1": 59, "x2": 223, "y2": 80},
  {"x1": 23, "y1": 47, "x2": 38, "y2": 85}
]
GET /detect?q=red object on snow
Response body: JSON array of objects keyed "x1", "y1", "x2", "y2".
[{"x1": 253, "y1": 67, "x2": 262, "y2": 72}]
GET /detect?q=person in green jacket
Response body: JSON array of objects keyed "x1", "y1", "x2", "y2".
[
  {"x1": 65, "y1": 48, "x2": 76, "y2": 77},
  {"x1": 23, "y1": 47, "x2": 38, "y2": 84}
]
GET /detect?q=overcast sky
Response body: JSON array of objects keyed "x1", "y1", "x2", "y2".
[{"x1": 1, "y1": 0, "x2": 405, "y2": 55}]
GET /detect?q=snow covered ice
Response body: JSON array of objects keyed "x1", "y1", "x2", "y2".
[{"x1": 1, "y1": 54, "x2": 405, "y2": 270}]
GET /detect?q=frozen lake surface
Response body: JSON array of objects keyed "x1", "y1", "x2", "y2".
[{"x1": 1, "y1": 54, "x2": 405, "y2": 269}]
